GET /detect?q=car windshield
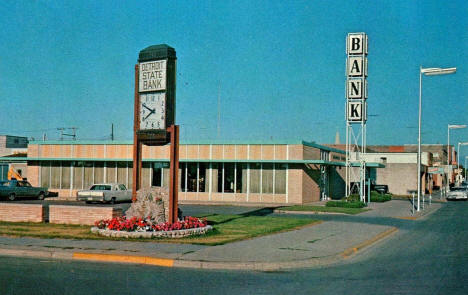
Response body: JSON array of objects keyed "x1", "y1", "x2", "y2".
[{"x1": 90, "y1": 185, "x2": 111, "y2": 191}]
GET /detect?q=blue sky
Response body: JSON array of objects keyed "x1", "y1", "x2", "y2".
[{"x1": 1, "y1": 1, "x2": 467, "y2": 159}]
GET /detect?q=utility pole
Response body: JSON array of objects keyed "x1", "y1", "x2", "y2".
[
  {"x1": 217, "y1": 82, "x2": 221, "y2": 139},
  {"x1": 111, "y1": 123, "x2": 114, "y2": 141}
]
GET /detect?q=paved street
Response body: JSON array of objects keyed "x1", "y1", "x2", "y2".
[{"x1": 0, "y1": 201, "x2": 466, "y2": 295}]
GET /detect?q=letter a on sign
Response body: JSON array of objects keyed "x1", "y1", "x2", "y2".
[
  {"x1": 347, "y1": 33, "x2": 368, "y2": 55},
  {"x1": 347, "y1": 57, "x2": 367, "y2": 77}
]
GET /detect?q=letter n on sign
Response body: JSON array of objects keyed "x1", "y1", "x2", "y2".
[{"x1": 347, "y1": 78, "x2": 368, "y2": 99}]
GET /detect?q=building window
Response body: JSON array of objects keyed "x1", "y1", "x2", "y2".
[
  {"x1": 162, "y1": 167, "x2": 169, "y2": 188},
  {"x1": 262, "y1": 163, "x2": 274, "y2": 194},
  {"x1": 61, "y1": 162, "x2": 71, "y2": 189},
  {"x1": 184, "y1": 163, "x2": 197, "y2": 192},
  {"x1": 141, "y1": 162, "x2": 151, "y2": 188},
  {"x1": 106, "y1": 162, "x2": 116, "y2": 183},
  {"x1": 237, "y1": 163, "x2": 247, "y2": 193},
  {"x1": 320, "y1": 150, "x2": 329, "y2": 161},
  {"x1": 40, "y1": 161, "x2": 50, "y2": 188},
  {"x1": 211, "y1": 163, "x2": 219, "y2": 193},
  {"x1": 50, "y1": 162, "x2": 60, "y2": 189},
  {"x1": 83, "y1": 162, "x2": 93, "y2": 189},
  {"x1": 274, "y1": 164, "x2": 287, "y2": 194},
  {"x1": 94, "y1": 162, "x2": 104, "y2": 184},
  {"x1": 223, "y1": 163, "x2": 235, "y2": 193},
  {"x1": 73, "y1": 162, "x2": 84, "y2": 189},
  {"x1": 128, "y1": 162, "x2": 133, "y2": 189},
  {"x1": 151, "y1": 163, "x2": 161, "y2": 187},
  {"x1": 249, "y1": 163, "x2": 261, "y2": 193},
  {"x1": 198, "y1": 163, "x2": 207, "y2": 192},
  {"x1": 117, "y1": 162, "x2": 127, "y2": 187}
]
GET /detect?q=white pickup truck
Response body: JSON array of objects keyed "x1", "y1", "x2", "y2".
[{"x1": 77, "y1": 183, "x2": 132, "y2": 204}]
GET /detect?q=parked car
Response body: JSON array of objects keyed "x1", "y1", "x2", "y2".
[
  {"x1": 0, "y1": 180, "x2": 49, "y2": 201},
  {"x1": 77, "y1": 183, "x2": 132, "y2": 204},
  {"x1": 446, "y1": 187, "x2": 468, "y2": 201}
]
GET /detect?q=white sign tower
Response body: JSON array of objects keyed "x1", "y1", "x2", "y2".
[{"x1": 345, "y1": 32, "x2": 368, "y2": 202}]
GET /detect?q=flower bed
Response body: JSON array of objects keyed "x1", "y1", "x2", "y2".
[{"x1": 92, "y1": 216, "x2": 212, "y2": 239}]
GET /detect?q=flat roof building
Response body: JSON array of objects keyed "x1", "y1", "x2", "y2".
[{"x1": 10, "y1": 140, "x2": 350, "y2": 204}]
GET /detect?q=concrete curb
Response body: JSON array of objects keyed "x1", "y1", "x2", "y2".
[
  {"x1": 0, "y1": 248, "x2": 74, "y2": 260},
  {"x1": 394, "y1": 203, "x2": 442, "y2": 221},
  {"x1": 341, "y1": 227, "x2": 398, "y2": 259},
  {"x1": 0, "y1": 226, "x2": 399, "y2": 271}
]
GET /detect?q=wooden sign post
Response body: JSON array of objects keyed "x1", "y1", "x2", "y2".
[{"x1": 132, "y1": 44, "x2": 179, "y2": 223}]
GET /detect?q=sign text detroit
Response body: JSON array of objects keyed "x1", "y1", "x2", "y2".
[{"x1": 139, "y1": 60, "x2": 167, "y2": 92}]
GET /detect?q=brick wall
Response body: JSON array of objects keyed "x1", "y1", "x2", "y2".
[
  {"x1": 302, "y1": 165, "x2": 321, "y2": 203},
  {"x1": 287, "y1": 164, "x2": 303, "y2": 204},
  {"x1": 376, "y1": 163, "x2": 417, "y2": 195},
  {"x1": 49, "y1": 205, "x2": 123, "y2": 225},
  {"x1": 0, "y1": 203, "x2": 44, "y2": 222}
]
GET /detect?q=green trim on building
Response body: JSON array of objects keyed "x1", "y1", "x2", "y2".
[{"x1": 0, "y1": 157, "x2": 358, "y2": 167}]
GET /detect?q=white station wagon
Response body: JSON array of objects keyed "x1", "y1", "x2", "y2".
[
  {"x1": 77, "y1": 183, "x2": 132, "y2": 204},
  {"x1": 446, "y1": 187, "x2": 468, "y2": 201}
]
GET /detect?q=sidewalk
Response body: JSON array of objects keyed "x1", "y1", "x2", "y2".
[{"x1": 0, "y1": 200, "x2": 442, "y2": 271}]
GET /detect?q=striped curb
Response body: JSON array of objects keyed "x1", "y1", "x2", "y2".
[{"x1": 73, "y1": 253, "x2": 174, "y2": 267}]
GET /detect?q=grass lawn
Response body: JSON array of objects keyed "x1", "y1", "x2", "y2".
[
  {"x1": 277, "y1": 205, "x2": 370, "y2": 215},
  {"x1": 0, "y1": 213, "x2": 319, "y2": 246}
]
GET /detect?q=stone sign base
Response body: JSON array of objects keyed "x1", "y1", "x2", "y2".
[{"x1": 91, "y1": 225, "x2": 213, "y2": 239}]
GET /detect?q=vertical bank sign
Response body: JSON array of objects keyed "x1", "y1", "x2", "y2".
[{"x1": 346, "y1": 33, "x2": 368, "y2": 122}]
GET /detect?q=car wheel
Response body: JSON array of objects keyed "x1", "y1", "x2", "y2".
[
  {"x1": 110, "y1": 197, "x2": 116, "y2": 205},
  {"x1": 38, "y1": 192, "x2": 45, "y2": 200},
  {"x1": 85, "y1": 201, "x2": 91, "y2": 204},
  {"x1": 8, "y1": 193, "x2": 16, "y2": 201}
]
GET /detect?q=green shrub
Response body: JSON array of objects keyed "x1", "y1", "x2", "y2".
[
  {"x1": 346, "y1": 194, "x2": 360, "y2": 202},
  {"x1": 370, "y1": 191, "x2": 392, "y2": 202},
  {"x1": 326, "y1": 201, "x2": 366, "y2": 208}
]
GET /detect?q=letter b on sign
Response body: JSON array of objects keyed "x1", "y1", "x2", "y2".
[{"x1": 347, "y1": 33, "x2": 368, "y2": 55}]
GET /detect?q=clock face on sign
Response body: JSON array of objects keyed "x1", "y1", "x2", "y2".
[{"x1": 139, "y1": 92, "x2": 166, "y2": 130}]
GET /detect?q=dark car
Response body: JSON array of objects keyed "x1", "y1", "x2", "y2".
[{"x1": 0, "y1": 180, "x2": 49, "y2": 201}]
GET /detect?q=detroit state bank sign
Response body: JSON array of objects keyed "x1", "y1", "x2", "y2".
[{"x1": 139, "y1": 60, "x2": 167, "y2": 92}]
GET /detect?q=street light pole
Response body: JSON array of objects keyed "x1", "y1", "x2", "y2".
[
  {"x1": 418, "y1": 67, "x2": 456, "y2": 211},
  {"x1": 418, "y1": 66, "x2": 422, "y2": 212}
]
